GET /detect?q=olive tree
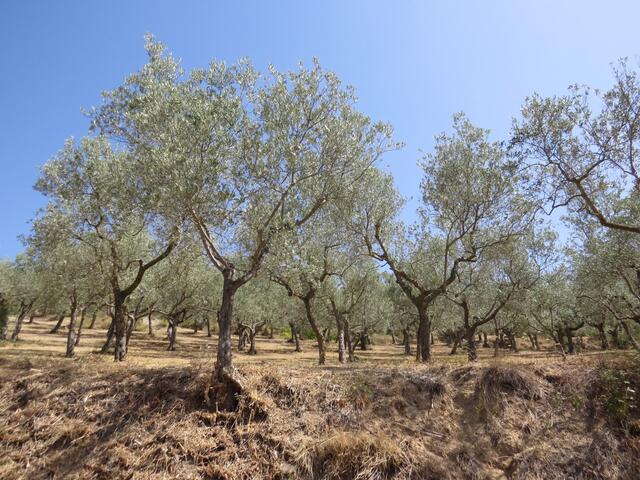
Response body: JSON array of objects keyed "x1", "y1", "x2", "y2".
[
  {"x1": 36, "y1": 137, "x2": 177, "y2": 361},
  {"x1": 354, "y1": 114, "x2": 533, "y2": 361},
  {"x1": 89, "y1": 37, "x2": 396, "y2": 399},
  {"x1": 511, "y1": 59, "x2": 640, "y2": 235}
]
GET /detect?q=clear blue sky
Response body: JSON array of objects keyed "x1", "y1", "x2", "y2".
[{"x1": 1, "y1": 1, "x2": 639, "y2": 258}]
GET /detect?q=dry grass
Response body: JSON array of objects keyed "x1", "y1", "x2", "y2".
[{"x1": 1, "y1": 319, "x2": 639, "y2": 479}]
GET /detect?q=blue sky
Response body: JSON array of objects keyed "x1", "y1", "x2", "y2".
[{"x1": 1, "y1": 1, "x2": 639, "y2": 257}]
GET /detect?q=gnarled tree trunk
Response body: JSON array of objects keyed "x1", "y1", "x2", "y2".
[{"x1": 65, "y1": 297, "x2": 78, "y2": 358}]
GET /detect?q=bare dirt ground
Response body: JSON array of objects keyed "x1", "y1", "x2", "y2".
[{"x1": 1, "y1": 318, "x2": 639, "y2": 479}]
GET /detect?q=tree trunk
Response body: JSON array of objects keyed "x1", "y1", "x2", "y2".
[
  {"x1": 482, "y1": 331, "x2": 490, "y2": 348},
  {"x1": 336, "y1": 316, "x2": 346, "y2": 364},
  {"x1": 359, "y1": 331, "x2": 369, "y2": 351},
  {"x1": 88, "y1": 311, "x2": 97, "y2": 329},
  {"x1": 293, "y1": 324, "x2": 302, "y2": 352},
  {"x1": 620, "y1": 321, "x2": 640, "y2": 351},
  {"x1": 11, "y1": 303, "x2": 31, "y2": 341},
  {"x1": 556, "y1": 328, "x2": 567, "y2": 351},
  {"x1": 610, "y1": 324, "x2": 623, "y2": 349},
  {"x1": 402, "y1": 328, "x2": 412, "y2": 355},
  {"x1": 247, "y1": 329, "x2": 257, "y2": 355},
  {"x1": 49, "y1": 313, "x2": 65, "y2": 334},
  {"x1": 595, "y1": 323, "x2": 608, "y2": 350},
  {"x1": 465, "y1": 327, "x2": 477, "y2": 362},
  {"x1": 100, "y1": 318, "x2": 115, "y2": 354},
  {"x1": 206, "y1": 317, "x2": 211, "y2": 337},
  {"x1": 148, "y1": 313, "x2": 153, "y2": 335},
  {"x1": 113, "y1": 295, "x2": 128, "y2": 361},
  {"x1": 0, "y1": 297, "x2": 8, "y2": 340},
  {"x1": 214, "y1": 277, "x2": 237, "y2": 380},
  {"x1": 168, "y1": 320, "x2": 177, "y2": 351},
  {"x1": 65, "y1": 299, "x2": 78, "y2": 358},
  {"x1": 450, "y1": 336, "x2": 460, "y2": 355},
  {"x1": 75, "y1": 307, "x2": 87, "y2": 346},
  {"x1": 564, "y1": 327, "x2": 575, "y2": 355},
  {"x1": 303, "y1": 296, "x2": 325, "y2": 365},
  {"x1": 416, "y1": 308, "x2": 431, "y2": 362},
  {"x1": 238, "y1": 328, "x2": 247, "y2": 351}
]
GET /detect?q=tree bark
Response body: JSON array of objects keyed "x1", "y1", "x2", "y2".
[
  {"x1": 482, "y1": 331, "x2": 490, "y2": 348},
  {"x1": 11, "y1": 302, "x2": 32, "y2": 341},
  {"x1": 0, "y1": 296, "x2": 8, "y2": 340},
  {"x1": 100, "y1": 318, "x2": 115, "y2": 354},
  {"x1": 336, "y1": 316, "x2": 346, "y2": 364},
  {"x1": 247, "y1": 329, "x2": 257, "y2": 355},
  {"x1": 359, "y1": 331, "x2": 369, "y2": 351},
  {"x1": 65, "y1": 298, "x2": 78, "y2": 358},
  {"x1": 49, "y1": 313, "x2": 65, "y2": 334},
  {"x1": 595, "y1": 323, "x2": 608, "y2": 350},
  {"x1": 402, "y1": 328, "x2": 412, "y2": 355},
  {"x1": 148, "y1": 313, "x2": 153, "y2": 335},
  {"x1": 609, "y1": 324, "x2": 623, "y2": 349},
  {"x1": 465, "y1": 327, "x2": 477, "y2": 362},
  {"x1": 303, "y1": 295, "x2": 325, "y2": 365},
  {"x1": 113, "y1": 294, "x2": 128, "y2": 361},
  {"x1": 565, "y1": 327, "x2": 575, "y2": 355},
  {"x1": 75, "y1": 307, "x2": 87, "y2": 346},
  {"x1": 168, "y1": 319, "x2": 178, "y2": 351},
  {"x1": 206, "y1": 317, "x2": 211, "y2": 337},
  {"x1": 214, "y1": 277, "x2": 237, "y2": 380},
  {"x1": 88, "y1": 311, "x2": 97, "y2": 329},
  {"x1": 292, "y1": 323, "x2": 302, "y2": 352},
  {"x1": 416, "y1": 309, "x2": 431, "y2": 362},
  {"x1": 620, "y1": 321, "x2": 640, "y2": 351}
]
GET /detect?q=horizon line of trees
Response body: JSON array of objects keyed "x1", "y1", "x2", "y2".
[{"x1": 2, "y1": 37, "x2": 640, "y2": 408}]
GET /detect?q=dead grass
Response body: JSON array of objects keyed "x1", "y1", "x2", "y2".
[{"x1": 1, "y1": 320, "x2": 639, "y2": 479}]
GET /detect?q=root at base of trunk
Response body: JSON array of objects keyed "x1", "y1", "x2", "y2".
[
  {"x1": 204, "y1": 366, "x2": 269, "y2": 422},
  {"x1": 205, "y1": 366, "x2": 244, "y2": 411}
]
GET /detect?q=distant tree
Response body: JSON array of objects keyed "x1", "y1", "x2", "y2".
[
  {"x1": 35, "y1": 137, "x2": 177, "y2": 361},
  {"x1": 354, "y1": 115, "x2": 534, "y2": 361}
]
